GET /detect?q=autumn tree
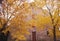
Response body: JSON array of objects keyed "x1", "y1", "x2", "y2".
[
  {"x1": 0, "y1": 0, "x2": 26, "y2": 33},
  {"x1": 0, "y1": 0, "x2": 27, "y2": 41},
  {"x1": 45, "y1": 0, "x2": 60, "y2": 41},
  {"x1": 0, "y1": 0, "x2": 31, "y2": 41}
]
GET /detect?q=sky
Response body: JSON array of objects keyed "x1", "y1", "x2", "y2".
[{"x1": 27, "y1": 0, "x2": 34, "y2": 3}]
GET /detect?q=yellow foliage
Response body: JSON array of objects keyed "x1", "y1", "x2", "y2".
[
  {"x1": 28, "y1": 19, "x2": 37, "y2": 27},
  {"x1": 36, "y1": 14, "x2": 51, "y2": 25},
  {"x1": 11, "y1": 33, "x2": 26, "y2": 40},
  {"x1": 0, "y1": 18, "x2": 6, "y2": 29},
  {"x1": 15, "y1": 35, "x2": 26, "y2": 41},
  {"x1": 9, "y1": 13, "x2": 30, "y2": 40},
  {"x1": 22, "y1": 2, "x2": 30, "y2": 9},
  {"x1": 48, "y1": 28, "x2": 53, "y2": 37},
  {"x1": 30, "y1": 2, "x2": 36, "y2": 7},
  {"x1": 7, "y1": 0, "x2": 14, "y2": 4},
  {"x1": 57, "y1": 17, "x2": 60, "y2": 25},
  {"x1": 18, "y1": 35, "x2": 26, "y2": 40},
  {"x1": 52, "y1": 9, "x2": 59, "y2": 25},
  {"x1": 2, "y1": 27, "x2": 10, "y2": 34},
  {"x1": 35, "y1": 0, "x2": 46, "y2": 8},
  {"x1": 56, "y1": 28, "x2": 60, "y2": 37}
]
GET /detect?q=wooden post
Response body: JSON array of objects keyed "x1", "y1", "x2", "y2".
[
  {"x1": 32, "y1": 31, "x2": 36, "y2": 41},
  {"x1": 32, "y1": 26, "x2": 36, "y2": 41}
]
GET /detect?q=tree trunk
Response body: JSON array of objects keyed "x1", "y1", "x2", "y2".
[
  {"x1": 0, "y1": 23, "x2": 7, "y2": 32},
  {"x1": 0, "y1": 31, "x2": 10, "y2": 41},
  {"x1": 0, "y1": 23, "x2": 10, "y2": 41},
  {"x1": 53, "y1": 26, "x2": 56, "y2": 41}
]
